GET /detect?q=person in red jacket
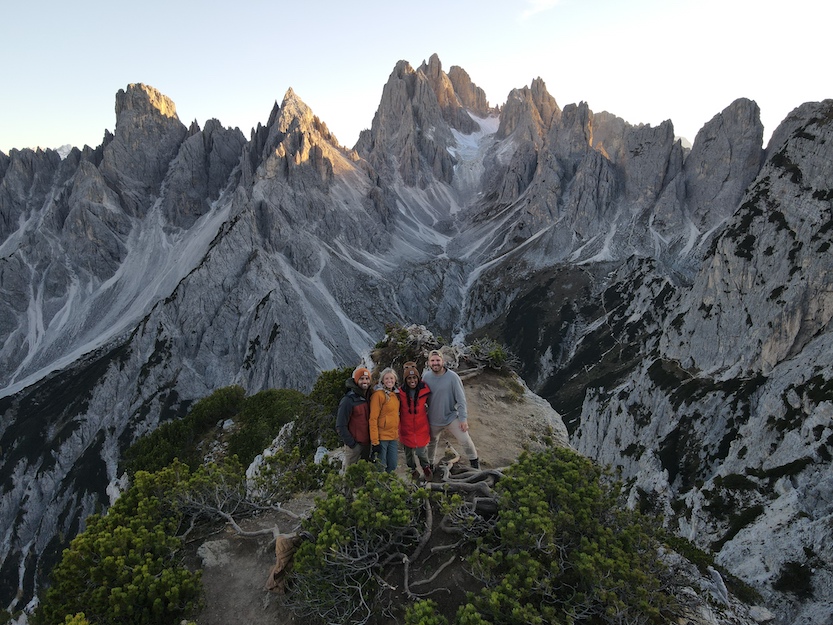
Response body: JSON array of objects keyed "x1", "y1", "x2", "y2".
[{"x1": 397, "y1": 361, "x2": 433, "y2": 481}]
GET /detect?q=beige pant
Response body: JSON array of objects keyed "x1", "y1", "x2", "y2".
[
  {"x1": 342, "y1": 442, "x2": 370, "y2": 470},
  {"x1": 427, "y1": 419, "x2": 478, "y2": 465}
]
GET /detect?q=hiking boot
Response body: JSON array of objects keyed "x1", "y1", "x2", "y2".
[
  {"x1": 470, "y1": 458, "x2": 480, "y2": 470},
  {"x1": 411, "y1": 469, "x2": 422, "y2": 481},
  {"x1": 422, "y1": 465, "x2": 433, "y2": 481}
]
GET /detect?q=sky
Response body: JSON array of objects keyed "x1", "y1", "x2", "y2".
[{"x1": 1, "y1": 0, "x2": 830, "y2": 155}]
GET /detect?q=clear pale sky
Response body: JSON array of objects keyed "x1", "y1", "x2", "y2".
[{"x1": 1, "y1": 0, "x2": 829, "y2": 154}]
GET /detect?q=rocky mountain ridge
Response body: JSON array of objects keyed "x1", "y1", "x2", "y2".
[{"x1": 1, "y1": 53, "x2": 831, "y2": 623}]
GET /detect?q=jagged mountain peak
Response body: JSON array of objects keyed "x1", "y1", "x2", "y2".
[
  {"x1": 353, "y1": 54, "x2": 500, "y2": 192},
  {"x1": 447, "y1": 64, "x2": 495, "y2": 118},
  {"x1": 101, "y1": 83, "x2": 189, "y2": 217},
  {"x1": 418, "y1": 54, "x2": 456, "y2": 104},
  {"x1": 496, "y1": 77, "x2": 559, "y2": 141},
  {"x1": 356, "y1": 57, "x2": 457, "y2": 186},
  {"x1": 239, "y1": 86, "x2": 360, "y2": 197},
  {"x1": 275, "y1": 87, "x2": 338, "y2": 144},
  {"x1": 115, "y1": 82, "x2": 179, "y2": 120},
  {"x1": 683, "y1": 97, "x2": 764, "y2": 231},
  {"x1": 691, "y1": 97, "x2": 761, "y2": 149},
  {"x1": 418, "y1": 53, "x2": 491, "y2": 135},
  {"x1": 277, "y1": 87, "x2": 312, "y2": 124}
]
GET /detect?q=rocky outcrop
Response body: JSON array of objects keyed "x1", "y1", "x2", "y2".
[{"x1": 537, "y1": 103, "x2": 832, "y2": 625}]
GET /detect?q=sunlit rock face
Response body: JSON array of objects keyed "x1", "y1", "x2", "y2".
[{"x1": 1, "y1": 54, "x2": 831, "y2": 622}]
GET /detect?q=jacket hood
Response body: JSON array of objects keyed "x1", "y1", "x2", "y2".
[{"x1": 345, "y1": 377, "x2": 369, "y2": 397}]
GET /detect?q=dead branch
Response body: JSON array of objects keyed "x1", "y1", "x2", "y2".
[
  {"x1": 430, "y1": 540, "x2": 464, "y2": 553},
  {"x1": 411, "y1": 498, "x2": 434, "y2": 562},
  {"x1": 427, "y1": 479, "x2": 496, "y2": 499},
  {"x1": 219, "y1": 510, "x2": 277, "y2": 538},
  {"x1": 410, "y1": 554, "x2": 457, "y2": 587},
  {"x1": 266, "y1": 502, "x2": 304, "y2": 519}
]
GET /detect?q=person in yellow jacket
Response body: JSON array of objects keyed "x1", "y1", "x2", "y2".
[{"x1": 369, "y1": 367, "x2": 400, "y2": 472}]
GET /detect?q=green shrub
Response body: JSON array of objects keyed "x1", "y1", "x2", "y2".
[
  {"x1": 244, "y1": 385, "x2": 343, "y2": 502},
  {"x1": 405, "y1": 600, "x2": 449, "y2": 625},
  {"x1": 309, "y1": 366, "x2": 355, "y2": 415},
  {"x1": 186, "y1": 384, "x2": 247, "y2": 431},
  {"x1": 288, "y1": 462, "x2": 426, "y2": 624},
  {"x1": 226, "y1": 388, "x2": 307, "y2": 464},
  {"x1": 250, "y1": 446, "x2": 340, "y2": 504},
  {"x1": 462, "y1": 446, "x2": 673, "y2": 625},
  {"x1": 286, "y1": 446, "x2": 677, "y2": 625},
  {"x1": 172, "y1": 458, "x2": 254, "y2": 530},
  {"x1": 34, "y1": 464, "x2": 202, "y2": 625},
  {"x1": 773, "y1": 561, "x2": 814, "y2": 598},
  {"x1": 370, "y1": 323, "x2": 441, "y2": 375},
  {"x1": 711, "y1": 504, "x2": 765, "y2": 551},
  {"x1": 123, "y1": 385, "x2": 246, "y2": 474},
  {"x1": 468, "y1": 337, "x2": 520, "y2": 373}
]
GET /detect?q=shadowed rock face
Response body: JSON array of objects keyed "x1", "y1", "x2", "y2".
[
  {"x1": 0, "y1": 56, "x2": 831, "y2": 622},
  {"x1": 100, "y1": 84, "x2": 189, "y2": 217}
]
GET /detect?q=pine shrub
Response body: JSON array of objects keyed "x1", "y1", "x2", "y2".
[
  {"x1": 460, "y1": 446, "x2": 673, "y2": 625},
  {"x1": 123, "y1": 385, "x2": 246, "y2": 474},
  {"x1": 226, "y1": 388, "x2": 307, "y2": 463},
  {"x1": 34, "y1": 465, "x2": 202, "y2": 625},
  {"x1": 287, "y1": 462, "x2": 426, "y2": 624}
]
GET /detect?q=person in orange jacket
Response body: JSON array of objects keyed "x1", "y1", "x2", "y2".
[
  {"x1": 397, "y1": 361, "x2": 433, "y2": 481},
  {"x1": 369, "y1": 367, "x2": 401, "y2": 472}
]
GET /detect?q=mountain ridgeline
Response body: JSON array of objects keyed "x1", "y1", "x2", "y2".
[{"x1": 1, "y1": 53, "x2": 831, "y2": 623}]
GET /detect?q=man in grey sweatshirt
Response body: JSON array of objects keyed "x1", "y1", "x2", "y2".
[{"x1": 423, "y1": 349, "x2": 480, "y2": 470}]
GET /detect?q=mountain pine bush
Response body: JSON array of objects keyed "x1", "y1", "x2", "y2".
[
  {"x1": 225, "y1": 387, "x2": 307, "y2": 463},
  {"x1": 34, "y1": 465, "x2": 202, "y2": 625},
  {"x1": 285, "y1": 446, "x2": 677, "y2": 625},
  {"x1": 459, "y1": 446, "x2": 673, "y2": 624},
  {"x1": 287, "y1": 462, "x2": 426, "y2": 624},
  {"x1": 123, "y1": 385, "x2": 246, "y2": 474}
]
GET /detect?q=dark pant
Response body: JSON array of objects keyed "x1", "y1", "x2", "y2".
[{"x1": 403, "y1": 445, "x2": 430, "y2": 471}]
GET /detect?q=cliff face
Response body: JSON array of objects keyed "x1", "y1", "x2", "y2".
[
  {"x1": 493, "y1": 101, "x2": 833, "y2": 625},
  {"x1": 1, "y1": 58, "x2": 831, "y2": 623}
]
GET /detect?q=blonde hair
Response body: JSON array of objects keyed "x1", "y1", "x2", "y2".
[
  {"x1": 379, "y1": 367, "x2": 398, "y2": 383},
  {"x1": 378, "y1": 367, "x2": 398, "y2": 402}
]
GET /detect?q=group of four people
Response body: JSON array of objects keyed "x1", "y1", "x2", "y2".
[{"x1": 335, "y1": 350, "x2": 480, "y2": 479}]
